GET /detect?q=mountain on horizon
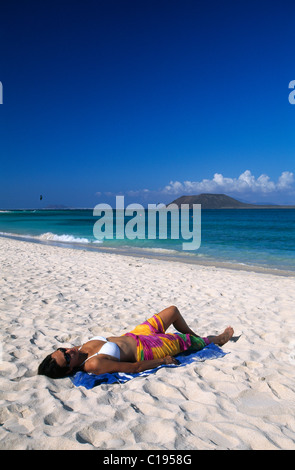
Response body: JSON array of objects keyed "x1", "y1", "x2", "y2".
[{"x1": 169, "y1": 193, "x2": 295, "y2": 209}]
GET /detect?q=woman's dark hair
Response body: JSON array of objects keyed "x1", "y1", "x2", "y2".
[{"x1": 38, "y1": 354, "x2": 70, "y2": 379}]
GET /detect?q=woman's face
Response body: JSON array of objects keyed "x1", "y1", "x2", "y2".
[{"x1": 51, "y1": 347, "x2": 81, "y2": 372}]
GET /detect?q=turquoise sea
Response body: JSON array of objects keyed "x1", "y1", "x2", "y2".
[{"x1": 0, "y1": 208, "x2": 295, "y2": 274}]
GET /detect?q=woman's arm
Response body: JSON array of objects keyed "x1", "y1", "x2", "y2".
[{"x1": 85, "y1": 356, "x2": 179, "y2": 375}]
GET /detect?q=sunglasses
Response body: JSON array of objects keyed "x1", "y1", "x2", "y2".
[{"x1": 57, "y1": 348, "x2": 71, "y2": 366}]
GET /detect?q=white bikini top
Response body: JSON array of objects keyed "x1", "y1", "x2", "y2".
[{"x1": 79, "y1": 336, "x2": 121, "y2": 364}]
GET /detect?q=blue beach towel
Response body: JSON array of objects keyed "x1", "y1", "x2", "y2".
[{"x1": 70, "y1": 343, "x2": 227, "y2": 389}]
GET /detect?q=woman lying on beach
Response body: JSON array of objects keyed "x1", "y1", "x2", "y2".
[{"x1": 38, "y1": 305, "x2": 234, "y2": 379}]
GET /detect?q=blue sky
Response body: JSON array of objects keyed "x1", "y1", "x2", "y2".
[{"x1": 0, "y1": 0, "x2": 295, "y2": 208}]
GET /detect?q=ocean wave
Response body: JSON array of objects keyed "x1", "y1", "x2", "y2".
[
  {"x1": 0, "y1": 231, "x2": 102, "y2": 245},
  {"x1": 0, "y1": 210, "x2": 37, "y2": 213},
  {"x1": 38, "y1": 232, "x2": 100, "y2": 244}
]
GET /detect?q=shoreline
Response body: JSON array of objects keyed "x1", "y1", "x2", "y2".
[{"x1": 0, "y1": 232, "x2": 294, "y2": 278}]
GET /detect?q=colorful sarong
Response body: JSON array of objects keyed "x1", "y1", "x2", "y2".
[{"x1": 124, "y1": 314, "x2": 206, "y2": 361}]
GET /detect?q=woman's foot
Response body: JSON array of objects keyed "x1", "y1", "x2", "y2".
[{"x1": 207, "y1": 326, "x2": 234, "y2": 346}]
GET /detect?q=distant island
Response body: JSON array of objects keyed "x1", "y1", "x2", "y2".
[{"x1": 169, "y1": 193, "x2": 295, "y2": 209}]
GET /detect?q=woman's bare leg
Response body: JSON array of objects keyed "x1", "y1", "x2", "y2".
[
  {"x1": 157, "y1": 306, "x2": 234, "y2": 346},
  {"x1": 157, "y1": 306, "x2": 200, "y2": 337}
]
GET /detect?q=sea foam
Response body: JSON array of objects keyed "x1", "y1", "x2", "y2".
[{"x1": 39, "y1": 232, "x2": 96, "y2": 244}]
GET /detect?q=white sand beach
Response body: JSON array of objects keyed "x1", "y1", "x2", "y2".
[{"x1": 0, "y1": 235, "x2": 295, "y2": 450}]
